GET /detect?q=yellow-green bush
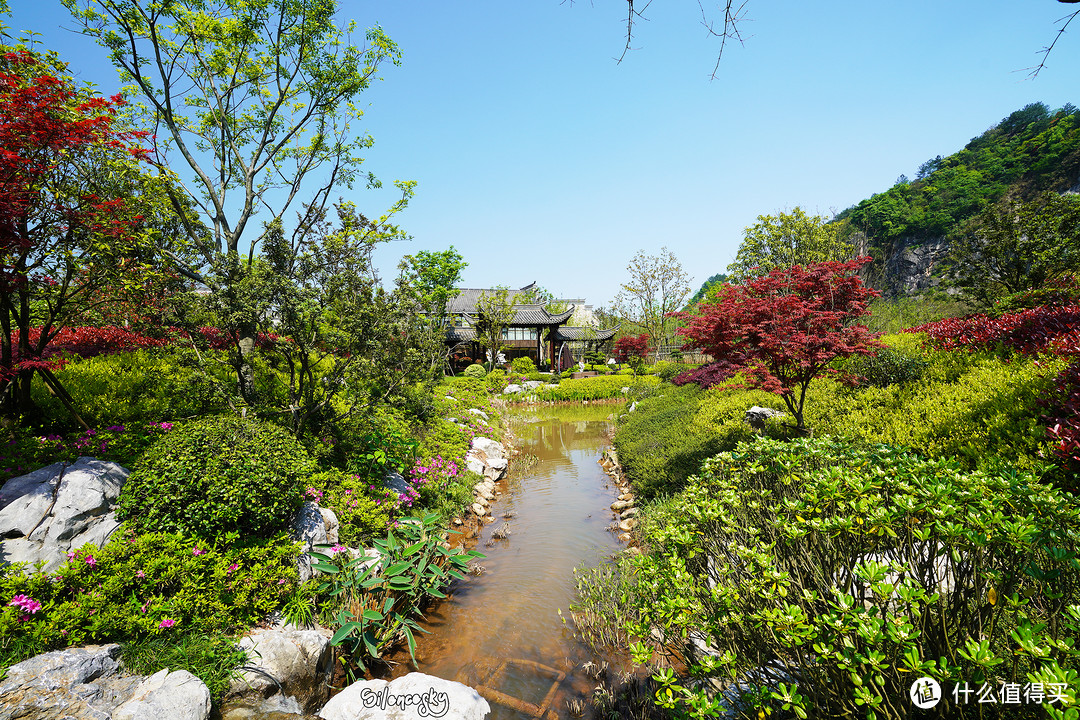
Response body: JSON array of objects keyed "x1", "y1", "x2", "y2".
[
  {"x1": 808, "y1": 341, "x2": 1067, "y2": 472},
  {"x1": 32, "y1": 349, "x2": 229, "y2": 427}
]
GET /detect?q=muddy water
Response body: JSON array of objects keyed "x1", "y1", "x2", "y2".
[{"x1": 387, "y1": 404, "x2": 625, "y2": 719}]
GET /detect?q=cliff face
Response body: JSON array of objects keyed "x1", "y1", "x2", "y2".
[{"x1": 882, "y1": 236, "x2": 953, "y2": 295}]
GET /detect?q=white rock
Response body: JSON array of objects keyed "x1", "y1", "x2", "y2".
[
  {"x1": 470, "y1": 503, "x2": 487, "y2": 517},
  {"x1": 466, "y1": 408, "x2": 489, "y2": 422},
  {"x1": 229, "y1": 624, "x2": 332, "y2": 711},
  {"x1": 319, "y1": 672, "x2": 490, "y2": 720},
  {"x1": 470, "y1": 437, "x2": 506, "y2": 461},
  {"x1": 111, "y1": 669, "x2": 210, "y2": 720}
]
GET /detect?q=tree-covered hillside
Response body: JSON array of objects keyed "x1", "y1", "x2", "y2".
[{"x1": 837, "y1": 102, "x2": 1080, "y2": 246}]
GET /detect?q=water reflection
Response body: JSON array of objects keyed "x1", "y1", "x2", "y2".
[{"x1": 388, "y1": 406, "x2": 622, "y2": 719}]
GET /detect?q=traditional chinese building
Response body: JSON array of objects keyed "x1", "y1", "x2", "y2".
[{"x1": 445, "y1": 282, "x2": 618, "y2": 371}]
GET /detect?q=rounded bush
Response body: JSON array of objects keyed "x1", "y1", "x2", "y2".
[
  {"x1": 462, "y1": 363, "x2": 486, "y2": 379},
  {"x1": 117, "y1": 415, "x2": 315, "y2": 538},
  {"x1": 510, "y1": 356, "x2": 536, "y2": 375}
]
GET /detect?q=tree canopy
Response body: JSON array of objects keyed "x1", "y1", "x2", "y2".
[
  {"x1": 612, "y1": 247, "x2": 692, "y2": 356},
  {"x1": 727, "y1": 207, "x2": 853, "y2": 283}
]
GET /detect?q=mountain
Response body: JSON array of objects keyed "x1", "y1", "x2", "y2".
[
  {"x1": 691, "y1": 102, "x2": 1080, "y2": 300},
  {"x1": 837, "y1": 102, "x2": 1080, "y2": 294}
]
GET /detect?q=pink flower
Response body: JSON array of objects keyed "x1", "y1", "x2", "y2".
[
  {"x1": 192, "y1": 548, "x2": 205, "y2": 556},
  {"x1": 84, "y1": 555, "x2": 96, "y2": 567},
  {"x1": 226, "y1": 563, "x2": 238, "y2": 573},
  {"x1": 135, "y1": 570, "x2": 145, "y2": 578},
  {"x1": 277, "y1": 579, "x2": 286, "y2": 585},
  {"x1": 158, "y1": 422, "x2": 174, "y2": 430},
  {"x1": 159, "y1": 618, "x2": 175, "y2": 629},
  {"x1": 8, "y1": 594, "x2": 41, "y2": 614},
  {"x1": 330, "y1": 545, "x2": 346, "y2": 554},
  {"x1": 67, "y1": 551, "x2": 77, "y2": 561}
]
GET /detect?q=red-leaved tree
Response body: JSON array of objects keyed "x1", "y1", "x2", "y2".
[
  {"x1": 614, "y1": 333, "x2": 650, "y2": 375},
  {"x1": 671, "y1": 258, "x2": 882, "y2": 430},
  {"x1": 0, "y1": 49, "x2": 156, "y2": 420}
]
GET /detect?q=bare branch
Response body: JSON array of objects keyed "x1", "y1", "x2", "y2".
[{"x1": 1028, "y1": 7, "x2": 1080, "y2": 78}]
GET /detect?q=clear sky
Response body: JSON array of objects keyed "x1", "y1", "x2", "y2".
[{"x1": 6, "y1": 1, "x2": 1080, "y2": 308}]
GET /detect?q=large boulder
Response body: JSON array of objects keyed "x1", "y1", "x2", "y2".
[
  {"x1": 745, "y1": 406, "x2": 785, "y2": 430},
  {"x1": 228, "y1": 622, "x2": 333, "y2": 713},
  {"x1": 0, "y1": 458, "x2": 129, "y2": 573},
  {"x1": 319, "y1": 673, "x2": 490, "y2": 720},
  {"x1": 0, "y1": 644, "x2": 210, "y2": 720},
  {"x1": 111, "y1": 669, "x2": 210, "y2": 720}
]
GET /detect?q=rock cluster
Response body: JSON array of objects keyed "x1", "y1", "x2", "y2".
[
  {"x1": 0, "y1": 644, "x2": 211, "y2": 720},
  {"x1": 599, "y1": 449, "x2": 640, "y2": 548},
  {"x1": 466, "y1": 437, "x2": 508, "y2": 519},
  {"x1": 0, "y1": 457, "x2": 129, "y2": 573}
]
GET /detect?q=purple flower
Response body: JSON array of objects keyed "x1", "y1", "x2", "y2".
[
  {"x1": 158, "y1": 422, "x2": 174, "y2": 431},
  {"x1": 84, "y1": 555, "x2": 96, "y2": 568},
  {"x1": 226, "y1": 563, "x2": 238, "y2": 574},
  {"x1": 106, "y1": 425, "x2": 125, "y2": 432},
  {"x1": 8, "y1": 594, "x2": 41, "y2": 614},
  {"x1": 192, "y1": 548, "x2": 205, "y2": 556},
  {"x1": 159, "y1": 618, "x2": 175, "y2": 629}
]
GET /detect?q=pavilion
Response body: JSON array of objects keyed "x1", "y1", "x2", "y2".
[{"x1": 444, "y1": 282, "x2": 618, "y2": 371}]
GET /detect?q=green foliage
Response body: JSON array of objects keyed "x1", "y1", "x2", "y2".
[
  {"x1": 613, "y1": 383, "x2": 772, "y2": 498},
  {"x1": 117, "y1": 416, "x2": 315, "y2": 539},
  {"x1": 474, "y1": 287, "x2": 516, "y2": 370},
  {"x1": 806, "y1": 341, "x2": 1068, "y2": 473},
  {"x1": 121, "y1": 632, "x2": 247, "y2": 701},
  {"x1": 949, "y1": 191, "x2": 1080, "y2": 306},
  {"x1": 864, "y1": 293, "x2": 973, "y2": 334},
  {"x1": 835, "y1": 341, "x2": 930, "y2": 388},
  {"x1": 344, "y1": 423, "x2": 417, "y2": 481},
  {"x1": 685, "y1": 272, "x2": 729, "y2": 308},
  {"x1": 308, "y1": 470, "x2": 392, "y2": 547},
  {"x1": 510, "y1": 356, "x2": 536, "y2": 375},
  {"x1": 31, "y1": 349, "x2": 227, "y2": 428},
  {"x1": 462, "y1": 363, "x2": 486, "y2": 379},
  {"x1": 0, "y1": 422, "x2": 175, "y2": 482},
  {"x1": 728, "y1": 207, "x2": 854, "y2": 282},
  {"x1": 520, "y1": 374, "x2": 661, "y2": 404},
  {"x1": 484, "y1": 368, "x2": 508, "y2": 393},
  {"x1": 612, "y1": 247, "x2": 692, "y2": 352},
  {"x1": 652, "y1": 360, "x2": 681, "y2": 382},
  {"x1": 0, "y1": 531, "x2": 297, "y2": 669},
  {"x1": 311, "y1": 514, "x2": 482, "y2": 678},
  {"x1": 623, "y1": 436, "x2": 1080, "y2": 719}
]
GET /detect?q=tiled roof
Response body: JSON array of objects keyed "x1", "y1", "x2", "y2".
[
  {"x1": 553, "y1": 325, "x2": 619, "y2": 341},
  {"x1": 445, "y1": 282, "x2": 537, "y2": 313}
]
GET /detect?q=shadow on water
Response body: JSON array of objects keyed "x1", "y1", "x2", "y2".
[{"x1": 382, "y1": 404, "x2": 628, "y2": 719}]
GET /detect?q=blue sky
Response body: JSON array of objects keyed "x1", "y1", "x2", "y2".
[{"x1": 6, "y1": 1, "x2": 1080, "y2": 307}]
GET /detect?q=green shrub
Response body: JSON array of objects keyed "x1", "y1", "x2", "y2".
[
  {"x1": 0, "y1": 422, "x2": 175, "y2": 481},
  {"x1": 31, "y1": 349, "x2": 229, "y2": 428},
  {"x1": 652, "y1": 360, "x2": 681, "y2": 382},
  {"x1": 613, "y1": 383, "x2": 778, "y2": 498},
  {"x1": 836, "y1": 342, "x2": 930, "y2": 388},
  {"x1": 117, "y1": 416, "x2": 315, "y2": 539},
  {"x1": 519, "y1": 374, "x2": 660, "y2": 403},
  {"x1": 624, "y1": 436, "x2": 1080, "y2": 718},
  {"x1": 307, "y1": 470, "x2": 392, "y2": 546},
  {"x1": 0, "y1": 531, "x2": 297, "y2": 669},
  {"x1": 484, "y1": 369, "x2": 508, "y2": 393},
  {"x1": 462, "y1": 363, "x2": 486, "y2": 379},
  {"x1": 510, "y1": 356, "x2": 536, "y2": 375}
]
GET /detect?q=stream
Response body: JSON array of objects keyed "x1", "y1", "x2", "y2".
[{"x1": 383, "y1": 403, "x2": 626, "y2": 719}]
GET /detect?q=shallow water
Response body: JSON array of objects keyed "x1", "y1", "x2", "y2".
[{"x1": 385, "y1": 405, "x2": 624, "y2": 719}]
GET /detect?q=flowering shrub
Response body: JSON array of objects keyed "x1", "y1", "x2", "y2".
[
  {"x1": 0, "y1": 531, "x2": 297, "y2": 669},
  {"x1": 0, "y1": 421, "x2": 175, "y2": 481},
  {"x1": 409, "y1": 455, "x2": 461, "y2": 504},
  {"x1": 309, "y1": 470, "x2": 392, "y2": 546}
]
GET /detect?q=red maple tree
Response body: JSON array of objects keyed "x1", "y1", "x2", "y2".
[
  {"x1": 0, "y1": 49, "x2": 153, "y2": 418},
  {"x1": 671, "y1": 258, "x2": 882, "y2": 430}
]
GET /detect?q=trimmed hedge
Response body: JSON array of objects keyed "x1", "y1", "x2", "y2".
[{"x1": 117, "y1": 415, "x2": 315, "y2": 539}]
